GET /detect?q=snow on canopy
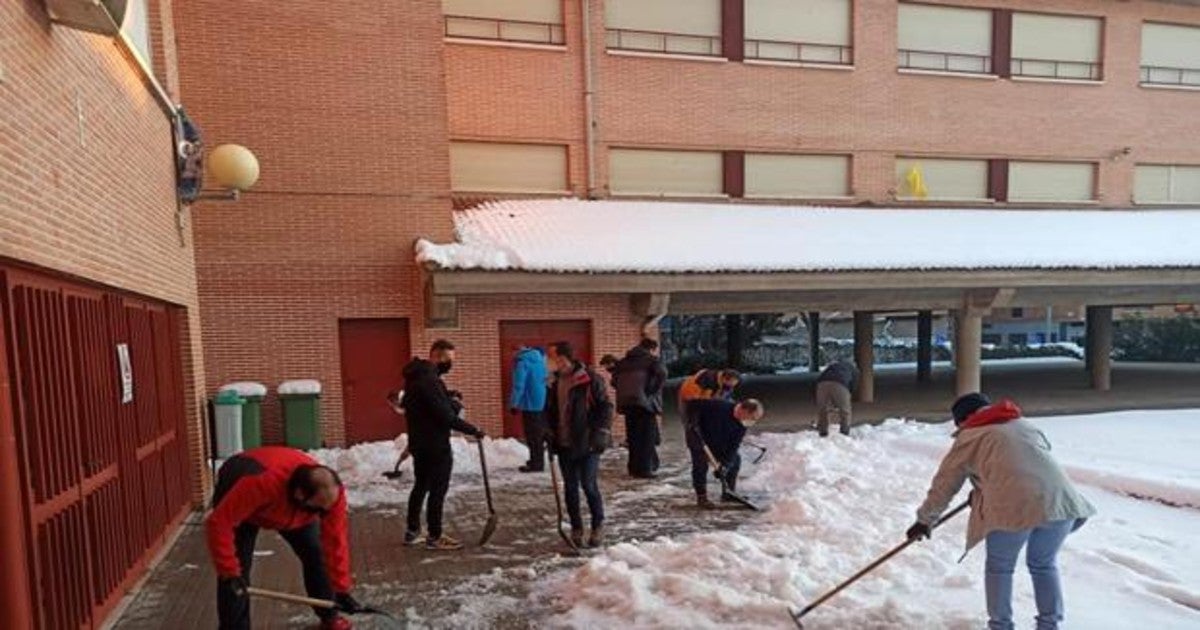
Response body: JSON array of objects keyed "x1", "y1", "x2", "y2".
[{"x1": 415, "y1": 199, "x2": 1200, "y2": 273}]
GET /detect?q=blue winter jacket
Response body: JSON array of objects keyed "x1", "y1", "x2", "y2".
[{"x1": 509, "y1": 347, "x2": 548, "y2": 412}]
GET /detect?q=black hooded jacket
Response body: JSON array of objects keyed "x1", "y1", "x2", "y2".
[
  {"x1": 612, "y1": 346, "x2": 667, "y2": 414},
  {"x1": 817, "y1": 360, "x2": 859, "y2": 392},
  {"x1": 400, "y1": 358, "x2": 480, "y2": 451}
]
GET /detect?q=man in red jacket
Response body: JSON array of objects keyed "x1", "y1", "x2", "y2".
[{"x1": 206, "y1": 446, "x2": 362, "y2": 629}]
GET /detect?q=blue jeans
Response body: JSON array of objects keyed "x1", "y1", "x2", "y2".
[
  {"x1": 559, "y1": 453, "x2": 603, "y2": 530},
  {"x1": 985, "y1": 519, "x2": 1075, "y2": 630}
]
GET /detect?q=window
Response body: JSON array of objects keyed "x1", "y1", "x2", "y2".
[
  {"x1": 744, "y1": 0, "x2": 852, "y2": 65},
  {"x1": 897, "y1": 4, "x2": 992, "y2": 74},
  {"x1": 122, "y1": 0, "x2": 152, "y2": 69},
  {"x1": 1141, "y1": 23, "x2": 1200, "y2": 87},
  {"x1": 744, "y1": 154, "x2": 850, "y2": 198},
  {"x1": 1135, "y1": 165, "x2": 1200, "y2": 204},
  {"x1": 982, "y1": 333, "x2": 1003, "y2": 345},
  {"x1": 1008, "y1": 161, "x2": 1095, "y2": 202},
  {"x1": 449, "y1": 142, "x2": 568, "y2": 193},
  {"x1": 1011, "y1": 13, "x2": 1102, "y2": 80},
  {"x1": 895, "y1": 158, "x2": 990, "y2": 201},
  {"x1": 606, "y1": 0, "x2": 723, "y2": 57},
  {"x1": 443, "y1": 0, "x2": 565, "y2": 45},
  {"x1": 1011, "y1": 308, "x2": 1024, "y2": 318},
  {"x1": 1008, "y1": 332, "x2": 1028, "y2": 346},
  {"x1": 609, "y1": 149, "x2": 723, "y2": 196}
]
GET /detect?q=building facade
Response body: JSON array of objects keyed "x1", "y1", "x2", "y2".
[
  {"x1": 1, "y1": 0, "x2": 208, "y2": 627},
  {"x1": 175, "y1": 0, "x2": 1200, "y2": 449}
]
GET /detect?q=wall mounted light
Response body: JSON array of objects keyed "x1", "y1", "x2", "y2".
[{"x1": 198, "y1": 144, "x2": 260, "y2": 201}]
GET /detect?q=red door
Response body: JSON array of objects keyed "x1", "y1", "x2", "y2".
[
  {"x1": 498, "y1": 320, "x2": 592, "y2": 438},
  {"x1": 339, "y1": 319, "x2": 410, "y2": 444},
  {"x1": 1, "y1": 267, "x2": 190, "y2": 629}
]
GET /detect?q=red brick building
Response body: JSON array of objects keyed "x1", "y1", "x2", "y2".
[
  {"x1": 173, "y1": 0, "x2": 1200, "y2": 449},
  {"x1": 2, "y1": 1, "x2": 207, "y2": 627}
]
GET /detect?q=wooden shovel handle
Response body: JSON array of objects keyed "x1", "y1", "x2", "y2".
[{"x1": 246, "y1": 586, "x2": 337, "y2": 609}]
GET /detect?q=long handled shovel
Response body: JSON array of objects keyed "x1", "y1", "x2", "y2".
[
  {"x1": 476, "y1": 439, "x2": 498, "y2": 546},
  {"x1": 246, "y1": 586, "x2": 399, "y2": 627},
  {"x1": 548, "y1": 448, "x2": 580, "y2": 554},
  {"x1": 788, "y1": 499, "x2": 970, "y2": 629}
]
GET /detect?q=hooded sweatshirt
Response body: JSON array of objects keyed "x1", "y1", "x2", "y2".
[{"x1": 400, "y1": 357, "x2": 480, "y2": 450}]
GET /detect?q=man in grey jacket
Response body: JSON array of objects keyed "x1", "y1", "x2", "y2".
[{"x1": 907, "y1": 393, "x2": 1096, "y2": 630}]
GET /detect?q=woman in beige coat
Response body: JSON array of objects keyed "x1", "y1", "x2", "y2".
[{"x1": 907, "y1": 393, "x2": 1096, "y2": 630}]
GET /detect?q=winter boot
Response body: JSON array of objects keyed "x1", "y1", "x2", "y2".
[
  {"x1": 425, "y1": 534, "x2": 464, "y2": 551},
  {"x1": 570, "y1": 528, "x2": 585, "y2": 548},
  {"x1": 518, "y1": 464, "x2": 543, "y2": 473},
  {"x1": 320, "y1": 615, "x2": 353, "y2": 630},
  {"x1": 587, "y1": 525, "x2": 605, "y2": 548},
  {"x1": 697, "y1": 493, "x2": 715, "y2": 509},
  {"x1": 403, "y1": 529, "x2": 424, "y2": 546}
]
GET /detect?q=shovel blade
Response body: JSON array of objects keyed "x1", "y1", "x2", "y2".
[
  {"x1": 479, "y1": 513, "x2": 498, "y2": 546},
  {"x1": 381, "y1": 471, "x2": 403, "y2": 480}
]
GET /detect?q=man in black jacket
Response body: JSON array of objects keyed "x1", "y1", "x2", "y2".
[
  {"x1": 611, "y1": 338, "x2": 668, "y2": 478},
  {"x1": 546, "y1": 341, "x2": 613, "y2": 548},
  {"x1": 816, "y1": 360, "x2": 859, "y2": 437},
  {"x1": 400, "y1": 339, "x2": 484, "y2": 550},
  {"x1": 686, "y1": 398, "x2": 763, "y2": 508}
]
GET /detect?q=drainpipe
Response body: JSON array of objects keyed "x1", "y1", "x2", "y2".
[{"x1": 581, "y1": 0, "x2": 598, "y2": 198}]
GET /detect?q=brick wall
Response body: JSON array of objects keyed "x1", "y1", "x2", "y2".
[
  {"x1": 0, "y1": 0, "x2": 208, "y2": 502},
  {"x1": 445, "y1": 0, "x2": 1200, "y2": 206}
]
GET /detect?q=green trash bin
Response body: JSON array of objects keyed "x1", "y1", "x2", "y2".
[
  {"x1": 279, "y1": 379, "x2": 322, "y2": 449},
  {"x1": 220, "y1": 382, "x2": 267, "y2": 449}
]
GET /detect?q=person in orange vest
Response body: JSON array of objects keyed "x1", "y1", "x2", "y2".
[{"x1": 206, "y1": 447, "x2": 361, "y2": 629}]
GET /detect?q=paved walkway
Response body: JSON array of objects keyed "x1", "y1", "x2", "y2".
[{"x1": 108, "y1": 361, "x2": 1200, "y2": 629}]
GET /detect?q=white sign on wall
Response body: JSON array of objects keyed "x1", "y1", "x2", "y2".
[{"x1": 116, "y1": 343, "x2": 134, "y2": 404}]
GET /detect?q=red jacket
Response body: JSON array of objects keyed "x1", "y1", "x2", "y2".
[
  {"x1": 959, "y1": 399, "x2": 1023, "y2": 430},
  {"x1": 205, "y1": 447, "x2": 352, "y2": 592}
]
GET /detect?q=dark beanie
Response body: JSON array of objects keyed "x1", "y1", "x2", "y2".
[{"x1": 951, "y1": 393, "x2": 991, "y2": 424}]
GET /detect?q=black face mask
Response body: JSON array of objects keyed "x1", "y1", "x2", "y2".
[{"x1": 436, "y1": 361, "x2": 453, "y2": 375}]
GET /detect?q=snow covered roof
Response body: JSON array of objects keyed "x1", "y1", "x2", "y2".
[{"x1": 415, "y1": 199, "x2": 1200, "y2": 274}]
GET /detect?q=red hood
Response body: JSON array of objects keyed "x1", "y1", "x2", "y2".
[{"x1": 959, "y1": 399, "x2": 1022, "y2": 430}]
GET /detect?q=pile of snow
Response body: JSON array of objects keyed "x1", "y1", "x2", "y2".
[
  {"x1": 417, "y1": 199, "x2": 1200, "y2": 273},
  {"x1": 278, "y1": 379, "x2": 322, "y2": 395},
  {"x1": 310, "y1": 435, "x2": 529, "y2": 508},
  {"x1": 534, "y1": 412, "x2": 1200, "y2": 629},
  {"x1": 218, "y1": 382, "x2": 267, "y2": 397}
]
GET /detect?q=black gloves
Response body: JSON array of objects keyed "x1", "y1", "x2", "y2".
[
  {"x1": 906, "y1": 522, "x2": 932, "y2": 542},
  {"x1": 334, "y1": 592, "x2": 364, "y2": 613},
  {"x1": 475, "y1": 428, "x2": 487, "y2": 439},
  {"x1": 218, "y1": 576, "x2": 248, "y2": 599}
]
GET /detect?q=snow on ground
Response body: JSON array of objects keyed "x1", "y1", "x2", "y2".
[
  {"x1": 309, "y1": 435, "x2": 529, "y2": 508},
  {"x1": 532, "y1": 411, "x2": 1200, "y2": 629},
  {"x1": 415, "y1": 199, "x2": 1200, "y2": 273}
]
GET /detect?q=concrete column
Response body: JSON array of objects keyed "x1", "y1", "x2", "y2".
[
  {"x1": 954, "y1": 309, "x2": 983, "y2": 396},
  {"x1": 916, "y1": 310, "x2": 933, "y2": 384},
  {"x1": 1087, "y1": 306, "x2": 1113, "y2": 391},
  {"x1": 853, "y1": 311, "x2": 875, "y2": 403},
  {"x1": 808, "y1": 311, "x2": 821, "y2": 372}
]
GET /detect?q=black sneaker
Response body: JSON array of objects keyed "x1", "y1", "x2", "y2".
[{"x1": 518, "y1": 464, "x2": 543, "y2": 473}]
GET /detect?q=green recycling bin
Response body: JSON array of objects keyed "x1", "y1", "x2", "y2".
[
  {"x1": 279, "y1": 380, "x2": 322, "y2": 449},
  {"x1": 220, "y1": 382, "x2": 267, "y2": 449}
]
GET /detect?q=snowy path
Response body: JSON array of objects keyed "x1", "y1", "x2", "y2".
[{"x1": 527, "y1": 411, "x2": 1200, "y2": 629}]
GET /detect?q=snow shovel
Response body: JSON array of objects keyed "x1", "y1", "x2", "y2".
[
  {"x1": 246, "y1": 586, "x2": 400, "y2": 628},
  {"x1": 547, "y1": 448, "x2": 581, "y2": 554},
  {"x1": 787, "y1": 499, "x2": 970, "y2": 629},
  {"x1": 476, "y1": 439, "x2": 498, "y2": 546},
  {"x1": 743, "y1": 440, "x2": 768, "y2": 464},
  {"x1": 692, "y1": 425, "x2": 759, "y2": 511},
  {"x1": 381, "y1": 456, "x2": 404, "y2": 481}
]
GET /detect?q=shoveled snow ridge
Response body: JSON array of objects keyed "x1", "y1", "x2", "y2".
[{"x1": 415, "y1": 199, "x2": 1200, "y2": 273}]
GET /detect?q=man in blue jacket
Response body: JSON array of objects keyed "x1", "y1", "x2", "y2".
[{"x1": 510, "y1": 345, "x2": 549, "y2": 472}]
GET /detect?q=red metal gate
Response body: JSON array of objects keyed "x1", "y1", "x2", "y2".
[
  {"x1": 1, "y1": 267, "x2": 192, "y2": 629},
  {"x1": 339, "y1": 318, "x2": 411, "y2": 444}
]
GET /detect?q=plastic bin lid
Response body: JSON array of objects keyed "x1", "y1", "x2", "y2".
[
  {"x1": 278, "y1": 379, "x2": 322, "y2": 396},
  {"x1": 214, "y1": 390, "x2": 245, "y2": 404},
  {"x1": 219, "y1": 382, "x2": 268, "y2": 397}
]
